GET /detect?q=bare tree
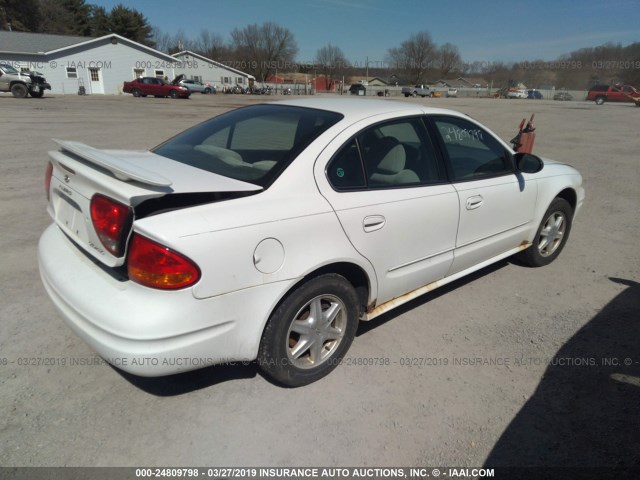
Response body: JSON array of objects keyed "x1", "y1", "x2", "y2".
[
  {"x1": 387, "y1": 31, "x2": 437, "y2": 84},
  {"x1": 437, "y1": 42, "x2": 461, "y2": 79},
  {"x1": 315, "y1": 43, "x2": 348, "y2": 91},
  {"x1": 165, "y1": 29, "x2": 192, "y2": 54},
  {"x1": 230, "y1": 22, "x2": 298, "y2": 81},
  {"x1": 195, "y1": 29, "x2": 228, "y2": 60},
  {"x1": 150, "y1": 27, "x2": 173, "y2": 53}
]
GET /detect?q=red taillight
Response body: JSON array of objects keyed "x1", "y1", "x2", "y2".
[
  {"x1": 128, "y1": 233, "x2": 200, "y2": 290},
  {"x1": 45, "y1": 162, "x2": 53, "y2": 201},
  {"x1": 90, "y1": 194, "x2": 132, "y2": 257}
]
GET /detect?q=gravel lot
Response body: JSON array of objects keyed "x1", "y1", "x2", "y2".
[{"x1": 1, "y1": 93, "x2": 638, "y2": 472}]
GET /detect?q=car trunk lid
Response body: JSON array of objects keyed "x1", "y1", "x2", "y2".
[{"x1": 47, "y1": 139, "x2": 261, "y2": 267}]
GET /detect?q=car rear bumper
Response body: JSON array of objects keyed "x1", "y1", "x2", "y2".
[{"x1": 38, "y1": 224, "x2": 288, "y2": 377}]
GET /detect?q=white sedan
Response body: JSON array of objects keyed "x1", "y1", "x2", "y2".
[
  {"x1": 507, "y1": 89, "x2": 528, "y2": 99},
  {"x1": 38, "y1": 99, "x2": 584, "y2": 387}
]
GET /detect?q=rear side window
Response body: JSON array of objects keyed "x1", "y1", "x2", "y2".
[
  {"x1": 153, "y1": 105, "x2": 343, "y2": 188},
  {"x1": 326, "y1": 117, "x2": 443, "y2": 190},
  {"x1": 327, "y1": 140, "x2": 366, "y2": 189}
]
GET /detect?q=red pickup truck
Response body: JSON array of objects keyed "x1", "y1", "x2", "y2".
[
  {"x1": 586, "y1": 84, "x2": 640, "y2": 105},
  {"x1": 123, "y1": 76, "x2": 190, "y2": 99}
]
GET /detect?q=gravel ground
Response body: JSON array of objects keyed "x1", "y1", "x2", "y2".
[{"x1": 0, "y1": 93, "x2": 638, "y2": 473}]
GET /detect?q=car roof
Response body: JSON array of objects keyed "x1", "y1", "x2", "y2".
[{"x1": 270, "y1": 98, "x2": 464, "y2": 122}]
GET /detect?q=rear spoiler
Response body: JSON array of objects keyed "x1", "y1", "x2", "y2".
[
  {"x1": 53, "y1": 139, "x2": 172, "y2": 187},
  {"x1": 51, "y1": 139, "x2": 263, "y2": 195}
]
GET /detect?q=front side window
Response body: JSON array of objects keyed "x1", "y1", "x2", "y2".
[
  {"x1": 153, "y1": 105, "x2": 343, "y2": 188},
  {"x1": 327, "y1": 117, "x2": 442, "y2": 190},
  {"x1": 431, "y1": 116, "x2": 511, "y2": 180}
]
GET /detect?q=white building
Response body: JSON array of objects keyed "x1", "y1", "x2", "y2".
[
  {"x1": 172, "y1": 50, "x2": 255, "y2": 90},
  {"x1": 0, "y1": 32, "x2": 253, "y2": 95}
]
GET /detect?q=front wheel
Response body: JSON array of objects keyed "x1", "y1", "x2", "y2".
[
  {"x1": 11, "y1": 83, "x2": 29, "y2": 98},
  {"x1": 169, "y1": 89, "x2": 179, "y2": 99},
  {"x1": 519, "y1": 198, "x2": 573, "y2": 267},
  {"x1": 258, "y1": 274, "x2": 360, "y2": 387},
  {"x1": 595, "y1": 96, "x2": 605, "y2": 105},
  {"x1": 29, "y1": 89, "x2": 44, "y2": 98},
  {"x1": 204, "y1": 88, "x2": 211, "y2": 94},
  {"x1": 131, "y1": 88, "x2": 142, "y2": 97}
]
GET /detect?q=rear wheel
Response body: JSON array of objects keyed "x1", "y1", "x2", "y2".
[
  {"x1": 11, "y1": 83, "x2": 28, "y2": 98},
  {"x1": 258, "y1": 274, "x2": 360, "y2": 387},
  {"x1": 519, "y1": 198, "x2": 573, "y2": 267}
]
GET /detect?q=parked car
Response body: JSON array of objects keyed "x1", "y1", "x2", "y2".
[
  {"x1": 586, "y1": 84, "x2": 640, "y2": 105},
  {"x1": 507, "y1": 89, "x2": 527, "y2": 99},
  {"x1": 0, "y1": 62, "x2": 51, "y2": 98},
  {"x1": 348, "y1": 83, "x2": 366, "y2": 95},
  {"x1": 446, "y1": 88, "x2": 458, "y2": 97},
  {"x1": 402, "y1": 84, "x2": 432, "y2": 97},
  {"x1": 123, "y1": 76, "x2": 190, "y2": 98},
  {"x1": 39, "y1": 99, "x2": 584, "y2": 387},
  {"x1": 553, "y1": 91, "x2": 573, "y2": 101},
  {"x1": 527, "y1": 89, "x2": 543, "y2": 99},
  {"x1": 178, "y1": 79, "x2": 215, "y2": 94}
]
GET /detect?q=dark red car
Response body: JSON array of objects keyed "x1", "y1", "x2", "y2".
[
  {"x1": 123, "y1": 76, "x2": 190, "y2": 99},
  {"x1": 586, "y1": 84, "x2": 639, "y2": 105}
]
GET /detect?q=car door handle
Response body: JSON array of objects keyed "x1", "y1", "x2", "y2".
[
  {"x1": 466, "y1": 195, "x2": 484, "y2": 210},
  {"x1": 363, "y1": 215, "x2": 386, "y2": 233}
]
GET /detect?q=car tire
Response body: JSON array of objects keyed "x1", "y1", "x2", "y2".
[
  {"x1": 170, "y1": 89, "x2": 179, "y2": 99},
  {"x1": 11, "y1": 83, "x2": 29, "y2": 98},
  {"x1": 29, "y1": 89, "x2": 44, "y2": 98},
  {"x1": 412, "y1": 91, "x2": 417, "y2": 97},
  {"x1": 258, "y1": 274, "x2": 360, "y2": 387},
  {"x1": 519, "y1": 198, "x2": 573, "y2": 267},
  {"x1": 132, "y1": 88, "x2": 142, "y2": 98},
  {"x1": 204, "y1": 88, "x2": 211, "y2": 94},
  {"x1": 595, "y1": 96, "x2": 605, "y2": 105}
]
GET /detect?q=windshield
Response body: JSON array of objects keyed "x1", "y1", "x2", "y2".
[
  {"x1": 1, "y1": 64, "x2": 19, "y2": 74},
  {"x1": 153, "y1": 104, "x2": 343, "y2": 188}
]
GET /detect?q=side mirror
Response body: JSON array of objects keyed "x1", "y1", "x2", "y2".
[{"x1": 514, "y1": 152, "x2": 544, "y2": 174}]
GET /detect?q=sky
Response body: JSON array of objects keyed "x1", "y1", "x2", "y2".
[{"x1": 91, "y1": 0, "x2": 639, "y2": 65}]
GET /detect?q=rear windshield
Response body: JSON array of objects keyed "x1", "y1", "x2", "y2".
[{"x1": 153, "y1": 104, "x2": 343, "y2": 188}]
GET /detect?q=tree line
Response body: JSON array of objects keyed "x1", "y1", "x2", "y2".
[
  {"x1": 1, "y1": 0, "x2": 638, "y2": 88},
  {"x1": 0, "y1": 0, "x2": 153, "y2": 45}
]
